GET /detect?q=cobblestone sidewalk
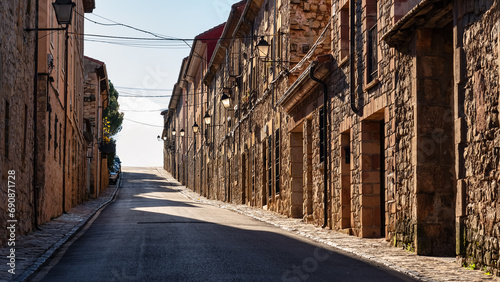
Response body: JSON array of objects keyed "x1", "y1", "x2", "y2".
[
  {"x1": 0, "y1": 183, "x2": 119, "y2": 282},
  {"x1": 156, "y1": 168, "x2": 499, "y2": 282}
]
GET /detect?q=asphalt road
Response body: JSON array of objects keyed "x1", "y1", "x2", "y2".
[{"x1": 32, "y1": 167, "x2": 416, "y2": 282}]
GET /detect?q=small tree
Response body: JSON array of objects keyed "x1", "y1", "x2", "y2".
[
  {"x1": 103, "y1": 81, "x2": 123, "y2": 170},
  {"x1": 103, "y1": 81, "x2": 124, "y2": 136}
]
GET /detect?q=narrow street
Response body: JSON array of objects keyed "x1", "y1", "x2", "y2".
[{"x1": 32, "y1": 167, "x2": 414, "y2": 282}]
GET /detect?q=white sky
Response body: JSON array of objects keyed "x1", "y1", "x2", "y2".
[{"x1": 84, "y1": 0, "x2": 234, "y2": 167}]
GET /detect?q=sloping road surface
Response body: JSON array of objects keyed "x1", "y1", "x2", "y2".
[{"x1": 33, "y1": 167, "x2": 415, "y2": 282}]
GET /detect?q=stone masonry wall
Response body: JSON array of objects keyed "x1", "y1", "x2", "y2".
[
  {"x1": 328, "y1": 0, "x2": 414, "y2": 242},
  {"x1": 388, "y1": 51, "x2": 415, "y2": 249},
  {"x1": 0, "y1": 1, "x2": 36, "y2": 246},
  {"x1": 459, "y1": 0, "x2": 499, "y2": 273}
]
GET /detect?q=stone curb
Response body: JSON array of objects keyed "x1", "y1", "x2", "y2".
[{"x1": 13, "y1": 176, "x2": 122, "y2": 282}]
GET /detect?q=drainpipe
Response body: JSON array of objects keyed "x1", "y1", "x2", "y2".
[
  {"x1": 272, "y1": 0, "x2": 277, "y2": 108},
  {"x1": 310, "y1": 61, "x2": 329, "y2": 228},
  {"x1": 350, "y1": 0, "x2": 358, "y2": 114},
  {"x1": 62, "y1": 26, "x2": 69, "y2": 213},
  {"x1": 32, "y1": 0, "x2": 40, "y2": 229}
]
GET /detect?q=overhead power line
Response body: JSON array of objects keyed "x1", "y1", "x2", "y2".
[
  {"x1": 83, "y1": 39, "x2": 189, "y2": 49},
  {"x1": 120, "y1": 95, "x2": 171, "y2": 98},
  {"x1": 115, "y1": 86, "x2": 173, "y2": 91},
  {"x1": 82, "y1": 12, "x2": 180, "y2": 40},
  {"x1": 121, "y1": 109, "x2": 167, "y2": 112},
  {"x1": 124, "y1": 118, "x2": 164, "y2": 128}
]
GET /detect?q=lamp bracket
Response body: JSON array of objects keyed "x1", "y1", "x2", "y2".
[{"x1": 24, "y1": 27, "x2": 67, "y2": 32}]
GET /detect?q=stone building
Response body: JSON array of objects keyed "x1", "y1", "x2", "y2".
[
  {"x1": 164, "y1": 0, "x2": 499, "y2": 272},
  {"x1": 84, "y1": 56, "x2": 110, "y2": 198},
  {"x1": 0, "y1": 1, "x2": 37, "y2": 246},
  {"x1": 1, "y1": 0, "x2": 97, "y2": 247},
  {"x1": 163, "y1": 23, "x2": 226, "y2": 193},
  {"x1": 165, "y1": 0, "x2": 332, "y2": 218},
  {"x1": 35, "y1": 0, "x2": 95, "y2": 225}
]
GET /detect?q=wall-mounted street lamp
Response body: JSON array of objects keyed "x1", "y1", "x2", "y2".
[
  {"x1": 256, "y1": 36, "x2": 289, "y2": 63},
  {"x1": 25, "y1": 0, "x2": 76, "y2": 32},
  {"x1": 203, "y1": 112, "x2": 225, "y2": 127},
  {"x1": 157, "y1": 135, "x2": 167, "y2": 141},
  {"x1": 204, "y1": 112, "x2": 211, "y2": 125},
  {"x1": 192, "y1": 122, "x2": 199, "y2": 133},
  {"x1": 52, "y1": 0, "x2": 76, "y2": 25},
  {"x1": 221, "y1": 93, "x2": 231, "y2": 109},
  {"x1": 256, "y1": 36, "x2": 270, "y2": 59},
  {"x1": 172, "y1": 127, "x2": 200, "y2": 139}
]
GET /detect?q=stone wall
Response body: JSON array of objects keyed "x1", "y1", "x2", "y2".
[
  {"x1": 0, "y1": 1, "x2": 36, "y2": 246},
  {"x1": 458, "y1": 0, "x2": 499, "y2": 272},
  {"x1": 388, "y1": 51, "x2": 415, "y2": 250}
]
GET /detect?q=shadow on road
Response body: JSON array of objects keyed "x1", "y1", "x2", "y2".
[{"x1": 34, "y1": 168, "x2": 417, "y2": 282}]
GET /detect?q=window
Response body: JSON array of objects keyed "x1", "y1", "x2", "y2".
[
  {"x1": 367, "y1": 23, "x2": 378, "y2": 82},
  {"x1": 277, "y1": 29, "x2": 283, "y2": 61},
  {"x1": 275, "y1": 129, "x2": 280, "y2": 194},
  {"x1": 267, "y1": 136, "x2": 272, "y2": 198},
  {"x1": 54, "y1": 116, "x2": 58, "y2": 159},
  {"x1": 48, "y1": 108, "x2": 52, "y2": 151},
  {"x1": 230, "y1": 41, "x2": 240, "y2": 77},
  {"x1": 23, "y1": 105, "x2": 28, "y2": 160},
  {"x1": 364, "y1": 0, "x2": 378, "y2": 83},
  {"x1": 4, "y1": 100, "x2": 9, "y2": 158},
  {"x1": 392, "y1": 0, "x2": 421, "y2": 23},
  {"x1": 262, "y1": 141, "x2": 267, "y2": 202},
  {"x1": 338, "y1": 0, "x2": 350, "y2": 60},
  {"x1": 319, "y1": 108, "x2": 325, "y2": 163},
  {"x1": 252, "y1": 145, "x2": 255, "y2": 197},
  {"x1": 251, "y1": 50, "x2": 258, "y2": 92},
  {"x1": 59, "y1": 124, "x2": 62, "y2": 164}
]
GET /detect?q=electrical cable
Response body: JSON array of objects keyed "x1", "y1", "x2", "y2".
[
  {"x1": 121, "y1": 109, "x2": 167, "y2": 112},
  {"x1": 83, "y1": 39, "x2": 189, "y2": 49},
  {"x1": 115, "y1": 86, "x2": 173, "y2": 91},
  {"x1": 123, "y1": 118, "x2": 164, "y2": 128},
  {"x1": 120, "y1": 95, "x2": 170, "y2": 98}
]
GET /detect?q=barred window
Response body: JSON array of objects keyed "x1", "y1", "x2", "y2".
[
  {"x1": 275, "y1": 129, "x2": 280, "y2": 194},
  {"x1": 267, "y1": 136, "x2": 272, "y2": 198},
  {"x1": 319, "y1": 108, "x2": 325, "y2": 163},
  {"x1": 252, "y1": 146, "x2": 255, "y2": 196}
]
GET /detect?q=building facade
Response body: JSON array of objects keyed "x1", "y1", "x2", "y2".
[
  {"x1": 0, "y1": 0, "x2": 99, "y2": 247},
  {"x1": 0, "y1": 1, "x2": 37, "y2": 246},
  {"x1": 84, "y1": 56, "x2": 110, "y2": 198},
  {"x1": 35, "y1": 0, "x2": 95, "y2": 224},
  {"x1": 164, "y1": 0, "x2": 499, "y2": 273}
]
